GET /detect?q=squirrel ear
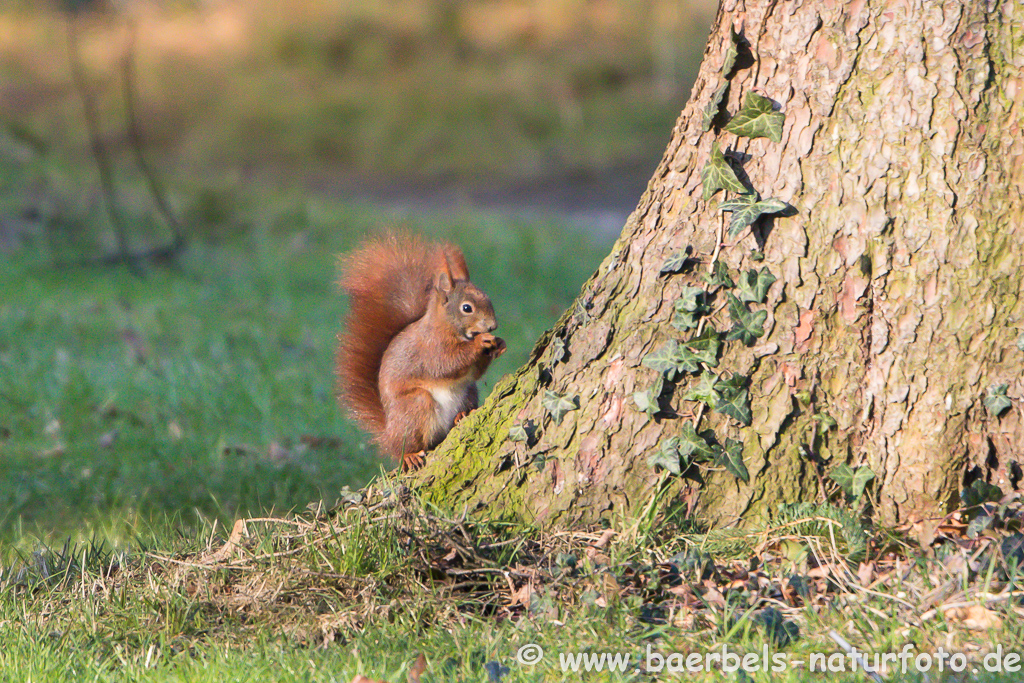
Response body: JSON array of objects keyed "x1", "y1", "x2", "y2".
[
  {"x1": 442, "y1": 246, "x2": 470, "y2": 281},
  {"x1": 435, "y1": 271, "x2": 453, "y2": 296}
]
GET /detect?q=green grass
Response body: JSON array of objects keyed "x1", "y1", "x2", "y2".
[
  {"x1": 0, "y1": 196, "x2": 609, "y2": 549},
  {"x1": 2, "y1": 487, "x2": 1021, "y2": 682}
]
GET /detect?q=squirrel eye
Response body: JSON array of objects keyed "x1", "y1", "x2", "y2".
[{"x1": 461, "y1": 303, "x2": 473, "y2": 314}]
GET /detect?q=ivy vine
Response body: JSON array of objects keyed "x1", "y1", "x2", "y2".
[{"x1": 642, "y1": 28, "x2": 796, "y2": 484}]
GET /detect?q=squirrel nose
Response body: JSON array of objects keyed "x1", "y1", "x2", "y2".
[{"x1": 487, "y1": 321, "x2": 497, "y2": 333}]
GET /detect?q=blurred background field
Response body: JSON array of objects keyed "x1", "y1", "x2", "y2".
[
  {"x1": 1, "y1": 0, "x2": 715, "y2": 237},
  {"x1": 0, "y1": 0, "x2": 714, "y2": 546}
]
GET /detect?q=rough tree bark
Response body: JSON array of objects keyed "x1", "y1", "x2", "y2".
[{"x1": 413, "y1": 0, "x2": 1024, "y2": 527}]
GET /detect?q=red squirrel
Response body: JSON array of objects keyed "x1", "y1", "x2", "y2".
[{"x1": 335, "y1": 232, "x2": 506, "y2": 471}]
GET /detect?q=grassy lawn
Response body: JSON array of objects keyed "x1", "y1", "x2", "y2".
[
  {"x1": 2, "y1": 481, "x2": 1021, "y2": 681},
  {"x1": 0, "y1": 195, "x2": 605, "y2": 549}
]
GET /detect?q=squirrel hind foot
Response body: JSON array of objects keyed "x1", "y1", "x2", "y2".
[{"x1": 401, "y1": 450, "x2": 426, "y2": 472}]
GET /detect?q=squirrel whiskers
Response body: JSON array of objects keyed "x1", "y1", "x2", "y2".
[{"x1": 335, "y1": 232, "x2": 505, "y2": 471}]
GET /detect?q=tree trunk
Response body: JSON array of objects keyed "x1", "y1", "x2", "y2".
[{"x1": 414, "y1": 0, "x2": 1024, "y2": 527}]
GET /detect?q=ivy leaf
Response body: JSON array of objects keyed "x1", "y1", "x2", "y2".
[
  {"x1": 642, "y1": 340, "x2": 682, "y2": 379},
  {"x1": 682, "y1": 373, "x2": 720, "y2": 404},
  {"x1": 718, "y1": 193, "x2": 757, "y2": 212},
  {"x1": 754, "y1": 197, "x2": 789, "y2": 213},
  {"x1": 677, "y1": 286, "x2": 707, "y2": 313},
  {"x1": 713, "y1": 374, "x2": 751, "y2": 426},
  {"x1": 683, "y1": 326, "x2": 721, "y2": 368},
  {"x1": 701, "y1": 142, "x2": 748, "y2": 201},
  {"x1": 724, "y1": 92, "x2": 785, "y2": 143},
  {"x1": 721, "y1": 195, "x2": 790, "y2": 238},
  {"x1": 648, "y1": 437, "x2": 683, "y2": 475},
  {"x1": 550, "y1": 336, "x2": 567, "y2": 364},
  {"x1": 542, "y1": 390, "x2": 578, "y2": 425},
  {"x1": 674, "y1": 346, "x2": 704, "y2": 374},
  {"x1": 702, "y1": 260, "x2": 734, "y2": 289},
  {"x1": 508, "y1": 423, "x2": 529, "y2": 443},
  {"x1": 633, "y1": 390, "x2": 655, "y2": 415},
  {"x1": 660, "y1": 251, "x2": 690, "y2": 274},
  {"x1": 848, "y1": 466, "x2": 876, "y2": 500},
  {"x1": 812, "y1": 412, "x2": 838, "y2": 430},
  {"x1": 715, "y1": 372, "x2": 746, "y2": 393},
  {"x1": 967, "y1": 515, "x2": 995, "y2": 539},
  {"x1": 830, "y1": 464, "x2": 876, "y2": 500},
  {"x1": 984, "y1": 383, "x2": 1012, "y2": 417},
  {"x1": 702, "y1": 82, "x2": 729, "y2": 132},
  {"x1": 678, "y1": 422, "x2": 721, "y2": 463},
  {"x1": 961, "y1": 479, "x2": 1003, "y2": 510},
  {"x1": 725, "y1": 293, "x2": 767, "y2": 346},
  {"x1": 643, "y1": 340, "x2": 703, "y2": 379},
  {"x1": 717, "y1": 438, "x2": 749, "y2": 483},
  {"x1": 722, "y1": 28, "x2": 743, "y2": 77},
  {"x1": 672, "y1": 309, "x2": 700, "y2": 331},
  {"x1": 672, "y1": 288, "x2": 709, "y2": 331},
  {"x1": 508, "y1": 420, "x2": 537, "y2": 444},
  {"x1": 736, "y1": 267, "x2": 778, "y2": 303},
  {"x1": 633, "y1": 376, "x2": 663, "y2": 419}
]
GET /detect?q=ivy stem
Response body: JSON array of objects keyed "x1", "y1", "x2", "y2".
[
  {"x1": 708, "y1": 213, "x2": 727, "y2": 275},
  {"x1": 692, "y1": 400, "x2": 707, "y2": 431},
  {"x1": 691, "y1": 216, "x2": 727, "y2": 432}
]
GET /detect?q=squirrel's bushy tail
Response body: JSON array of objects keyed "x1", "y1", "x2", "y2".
[{"x1": 335, "y1": 231, "x2": 468, "y2": 437}]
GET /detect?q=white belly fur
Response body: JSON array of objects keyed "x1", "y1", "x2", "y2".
[{"x1": 428, "y1": 379, "x2": 473, "y2": 435}]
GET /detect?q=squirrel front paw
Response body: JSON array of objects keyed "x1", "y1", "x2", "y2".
[{"x1": 479, "y1": 333, "x2": 507, "y2": 357}]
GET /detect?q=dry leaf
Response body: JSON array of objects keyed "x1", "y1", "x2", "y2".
[
  {"x1": 912, "y1": 519, "x2": 940, "y2": 548},
  {"x1": 202, "y1": 519, "x2": 248, "y2": 564},
  {"x1": 601, "y1": 571, "x2": 621, "y2": 606},
  {"x1": 668, "y1": 584, "x2": 693, "y2": 598},
  {"x1": 701, "y1": 583, "x2": 727, "y2": 609},
  {"x1": 857, "y1": 561, "x2": 875, "y2": 586},
  {"x1": 408, "y1": 653, "x2": 427, "y2": 683},
  {"x1": 671, "y1": 606, "x2": 696, "y2": 629},
  {"x1": 509, "y1": 581, "x2": 533, "y2": 608},
  {"x1": 585, "y1": 547, "x2": 611, "y2": 566},
  {"x1": 168, "y1": 421, "x2": 183, "y2": 441},
  {"x1": 944, "y1": 604, "x2": 1003, "y2": 631},
  {"x1": 593, "y1": 529, "x2": 617, "y2": 549}
]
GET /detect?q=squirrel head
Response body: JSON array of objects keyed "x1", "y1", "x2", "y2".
[{"x1": 431, "y1": 270, "x2": 497, "y2": 341}]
